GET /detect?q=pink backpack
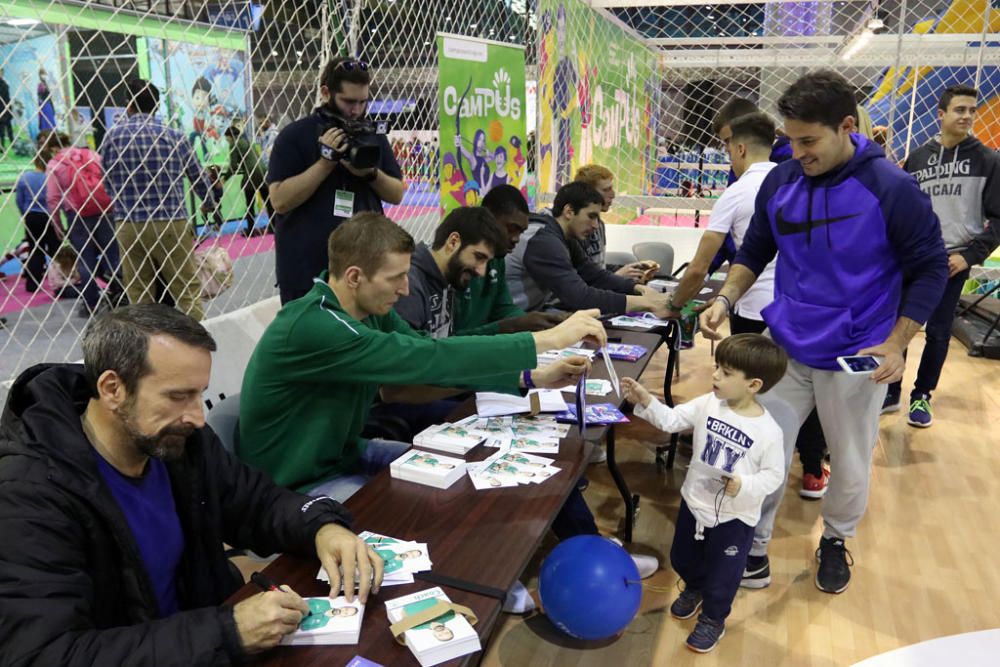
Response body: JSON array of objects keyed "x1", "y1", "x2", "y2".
[{"x1": 54, "y1": 148, "x2": 113, "y2": 217}]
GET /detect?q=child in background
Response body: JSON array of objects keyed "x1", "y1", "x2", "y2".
[
  {"x1": 621, "y1": 333, "x2": 787, "y2": 653},
  {"x1": 15, "y1": 152, "x2": 61, "y2": 293}
]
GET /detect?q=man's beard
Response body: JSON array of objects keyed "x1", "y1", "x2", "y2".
[
  {"x1": 114, "y1": 401, "x2": 194, "y2": 462},
  {"x1": 445, "y1": 254, "x2": 477, "y2": 290}
]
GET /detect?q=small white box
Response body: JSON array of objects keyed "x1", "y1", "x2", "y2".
[
  {"x1": 390, "y1": 449, "x2": 467, "y2": 489},
  {"x1": 385, "y1": 587, "x2": 481, "y2": 667},
  {"x1": 282, "y1": 596, "x2": 364, "y2": 645}
]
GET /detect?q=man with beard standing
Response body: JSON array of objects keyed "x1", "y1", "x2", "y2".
[
  {"x1": 0, "y1": 305, "x2": 382, "y2": 664},
  {"x1": 267, "y1": 56, "x2": 405, "y2": 305}
]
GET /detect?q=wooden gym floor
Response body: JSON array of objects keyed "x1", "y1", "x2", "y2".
[{"x1": 482, "y1": 330, "x2": 1000, "y2": 666}]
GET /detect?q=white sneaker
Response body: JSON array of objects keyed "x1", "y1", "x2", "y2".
[
  {"x1": 607, "y1": 536, "x2": 659, "y2": 579},
  {"x1": 631, "y1": 553, "x2": 659, "y2": 579},
  {"x1": 502, "y1": 580, "x2": 537, "y2": 614},
  {"x1": 589, "y1": 446, "x2": 607, "y2": 463}
]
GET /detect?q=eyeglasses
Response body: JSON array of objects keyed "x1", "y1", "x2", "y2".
[{"x1": 335, "y1": 59, "x2": 369, "y2": 72}]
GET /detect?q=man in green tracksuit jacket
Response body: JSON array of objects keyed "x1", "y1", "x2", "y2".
[
  {"x1": 454, "y1": 185, "x2": 564, "y2": 335},
  {"x1": 239, "y1": 212, "x2": 602, "y2": 497}
]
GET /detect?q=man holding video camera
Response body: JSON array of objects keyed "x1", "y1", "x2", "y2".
[{"x1": 268, "y1": 56, "x2": 405, "y2": 304}]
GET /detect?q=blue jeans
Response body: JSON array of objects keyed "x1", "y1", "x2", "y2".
[
  {"x1": 304, "y1": 439, "x2": 412, "y2": 502},
  {"x1": 66, "y1": 212, "x2": 120, "y2": 308},
  {"x1": 890, "y1": 268, "x2": 970, "y2": 400}
]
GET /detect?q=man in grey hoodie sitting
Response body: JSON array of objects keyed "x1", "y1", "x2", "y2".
[{"x1": 505, "y1": 181, "x2": 672, "y2": 316}]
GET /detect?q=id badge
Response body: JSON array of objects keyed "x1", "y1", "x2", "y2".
[{"x1": 334, "y1": 189, "x2": 355, "y2": 218}]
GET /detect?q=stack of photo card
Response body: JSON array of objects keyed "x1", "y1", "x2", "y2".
[
  {"x1": 474, "y1": 390, "x2": 568, "y2": 417},
  {"x1": 385, "y1": 588, "x2": 481, "y2": 667},
  {"x1": 468, "y1": 450, "x2": 562, "y2": 489},
  {"x1": 604, "y1": 343, "x2": 649, "y2": 362},
  {"x1": 537, "y1": 343, "x2": 598, "y2": 365},
  {"x1": 554, "y1": 403, "x2": 631, "y2": 426},
  {"x1": 389, "y1": 449, "x2": 467, "y2": 489},
  {"x1": 317, "y1": 531, "x2": 432, "y2": 588},
  {"x1": 412, "y1": 415, "x2": 484, "y2": 455},
  {"x1": 282, "y1": 596, "x2": 365, "y2": 645}
]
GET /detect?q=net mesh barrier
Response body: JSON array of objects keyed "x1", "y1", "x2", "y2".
[{"x1": 0, "y1": 0, "x2": 997, "y2": 398}]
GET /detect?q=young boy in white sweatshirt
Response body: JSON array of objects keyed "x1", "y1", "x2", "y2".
[{"x1": 622, "y1": 333, "x2": 787, "y2": 653}]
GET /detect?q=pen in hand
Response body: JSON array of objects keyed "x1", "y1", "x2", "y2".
[{"x1": 251, "y1": 571, "x2": 281, "y2": 592}]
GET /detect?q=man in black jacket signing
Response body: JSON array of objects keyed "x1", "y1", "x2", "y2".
[{"x1": 0, "y1": 305, "x2": 383, "y2": 665}]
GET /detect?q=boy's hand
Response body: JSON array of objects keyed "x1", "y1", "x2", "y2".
[
  {"x1": 724, "y1": 474, "x2": 741, "y2": 497},
  {"x1": 621, "y1": 377, "x2": 652, "y2": 408}
]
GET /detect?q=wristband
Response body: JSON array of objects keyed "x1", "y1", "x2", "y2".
[
  {"x1": 318, "y1": 141, "x2": 338, "y2": 162},
  {"x1": 523, "y1": 369, "x2": 536, "y2": 389},
  {"x1": 716, "y1": 294, "x2": 732, "y2": 313}
]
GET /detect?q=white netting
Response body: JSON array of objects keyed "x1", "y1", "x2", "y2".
[
  {"x1": 541, "y1": 0, "x2": 1000, "y2": 225},
  {"x1": 1, "y1": 0, "x2": 998, "y2": 400}
]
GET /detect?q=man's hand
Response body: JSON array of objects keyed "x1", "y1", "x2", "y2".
[
  {"x1": 636, "y1": 290, "x2": 672, "y2": 319},
  {"x1": 497, "y1": 312, "x2": 568, "y2": 334},
  {"x1": 621, "y1": 377, "x2": 652, "y2": 408},
  {"x1": 948, "y1": 253, "x2": 970, "y2": 278},
  {"x1": 615, "y1": 262, "x2": 649, "y2": 281},
  {"x1": 319, "y1": 127, "x2": 348, "y2": 156},
  {"x1": 533, "y1": 309, "x2": 607, "y2": 351},
  {"x1": 724, "y1": 474, "x2": 742, "y2": 497},
  {"x1": 315, "y1": 523, "x2": 384, "y2": 604},
  {"x1": 699, "y1": 298, "x2": 729, "y2": 341},
  {"x1": 857, "y1": 340, "x2": 905, "y2": 384},
  {"x1": 233, "y1": 588, "x2": 310, "y2": 653},
  {"x1": 531, "y1": 355, "x2": 591, "y2": 388}
]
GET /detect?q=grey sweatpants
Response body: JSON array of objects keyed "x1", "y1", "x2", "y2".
[{"x1": 752, "y1": 358, "x2": 887, "y2": 556}]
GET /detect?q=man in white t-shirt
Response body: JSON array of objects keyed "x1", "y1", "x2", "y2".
[{"x1": 665, "y1": 112, "x2": 778, "y2": 334}]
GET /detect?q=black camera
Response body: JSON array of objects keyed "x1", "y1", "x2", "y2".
[{"x1": 316, "y1": 108, "x2": 390, "y2": 170}]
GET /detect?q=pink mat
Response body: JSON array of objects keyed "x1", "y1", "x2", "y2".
[{"x1": 0, "y1": 232, "x2": 276, "y2": 317}]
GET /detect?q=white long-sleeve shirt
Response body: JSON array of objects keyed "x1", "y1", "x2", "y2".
[{"x1": 635, "y1": 393, "x2": 784, "y2": 529}]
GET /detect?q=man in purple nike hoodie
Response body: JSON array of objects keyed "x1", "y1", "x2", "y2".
[{"x1": 700, "y1": 70, "x2": 947, "y2": 595}]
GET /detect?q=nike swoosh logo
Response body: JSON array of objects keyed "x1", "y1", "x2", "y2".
[{"x1": 775, "y1": 207, "x2": 859, "y2": 236}]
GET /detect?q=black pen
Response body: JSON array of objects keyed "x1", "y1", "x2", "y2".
[{"x1": 251, "y1": 571, "x2": 281, "y2": 592}]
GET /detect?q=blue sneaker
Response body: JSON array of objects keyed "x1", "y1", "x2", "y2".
[
  {"x1": 669, "y1": 587, "x2": 703, "y2": 620},
  {"x1": 881, "y1": 391, "x2": 901, "y2": 414},
  {"x1": 686, "y1": 614, "x2": 725, "y2": 653},
  {"x1": 907, "y1": 394, "x2": 932, "y2": 428}
]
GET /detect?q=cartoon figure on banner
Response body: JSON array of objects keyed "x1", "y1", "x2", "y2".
[
  {"x1": 463, "y1": 180, "x2": 481, "y2": 207},
  {"x1": 577, "y1": 54, "x2": 597, "y2": 168},
  {"x1": 457, "y1": 128, "x2": 493, "y2": 193},
  {"x1": 509, "y1": 134, "x2": 529, "y2": 199},
  {"x1": 553, "y1": 5, "x2": 579, "y2": 190},
  {"x1": 441, "y1": 153, "x2": 467, "y2": 208},
  {"x1": 489, "y1": 146, "x2": 509, "y2": 189},
  {"x1": 37, "y1": 67, "x2": 56, "y2": 132},
  {"x1": 538, "y1": 10, "x2": 556, "y2": 190},
  {"x1": 189, "y1": 75, "x2": 232, "y2": 164}
]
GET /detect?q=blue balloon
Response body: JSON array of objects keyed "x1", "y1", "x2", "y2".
[{"x1": 538, "y1": 535, "x2": 643, "y2": 640}]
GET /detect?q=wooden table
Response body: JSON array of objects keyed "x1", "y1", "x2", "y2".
[
  {"x1": 228, "y1": 555, "x2": 499, "y2": 667},
  {"x1": 225, "y1": 329, "x2": 661, "y2": 665}
]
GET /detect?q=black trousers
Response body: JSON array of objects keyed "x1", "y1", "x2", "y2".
[{"x1": 21, "y1": 211, "x2": 62, "y2": 291}]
